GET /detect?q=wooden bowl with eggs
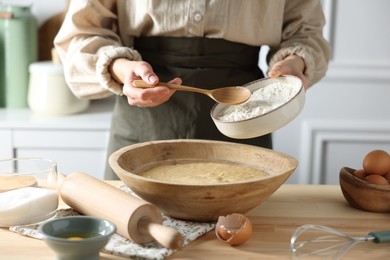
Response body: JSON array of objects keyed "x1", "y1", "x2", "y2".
[
  {"x1": 340, "y1": 167, "x2": 390, "y2": 212},
  {"x1": 109, "y1": 139, "x2": 297, "y2": 222},
  {"x1": 339, "y1": 149, "x2": 390, "y2": 212}
]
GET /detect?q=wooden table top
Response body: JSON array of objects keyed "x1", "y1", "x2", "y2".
[{"x1": 1, "y1": 184, "x2": 390, "y2": 260}]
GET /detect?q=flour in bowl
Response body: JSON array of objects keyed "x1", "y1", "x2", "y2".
[{"x1": 215, "y1": 81, "x2": 301, "y2": 122}]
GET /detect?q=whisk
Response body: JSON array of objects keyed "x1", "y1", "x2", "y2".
[{"x1": 290, "y1": 224, "x2": 390, "y2": 259}]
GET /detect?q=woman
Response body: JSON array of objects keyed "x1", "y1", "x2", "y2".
[{"x1": 55, "y1": 0, "x2": 330, "y2": 179}]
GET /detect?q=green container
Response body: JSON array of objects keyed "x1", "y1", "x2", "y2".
[
  {"x1": 0, "y1": 13, "x2": 4, "y2": 107},
  {"x1": 0, "y1": 4, "x2": 38, "y2": 108}
]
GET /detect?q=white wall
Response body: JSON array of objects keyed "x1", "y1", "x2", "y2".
[
  {"x1": 14, "y1": 0, "x2": 390, "y2": 185},
  {"x1": 1, "y1": 0, "x2": 67, "y2": 26},
  {"x1": 274, "y1": 0, "x2": 390, "y2": 184}
]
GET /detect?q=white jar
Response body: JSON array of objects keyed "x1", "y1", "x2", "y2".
[{"x1": 28, "y1": 61, "x2": 89, "y2": 115}]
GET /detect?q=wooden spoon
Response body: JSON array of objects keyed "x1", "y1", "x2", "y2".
[{"x1": 133, "y1": 80, "x2": 251, "y2": 105}]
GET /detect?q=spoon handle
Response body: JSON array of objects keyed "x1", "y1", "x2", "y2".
[{"x1": 132, "y1": 80, "x2": 210, "y2": 95}]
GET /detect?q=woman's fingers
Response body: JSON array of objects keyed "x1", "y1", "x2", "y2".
[
  {"x1": 123, "y1": 77, "x2": 181, "y2": 107},
  {"x1": 268, "y1": 55, "x2": 309, "y2": 90}
]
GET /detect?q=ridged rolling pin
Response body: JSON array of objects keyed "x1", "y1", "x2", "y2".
[{"x1": 60, "y1": 172, "x2": 184, "y2": 249}]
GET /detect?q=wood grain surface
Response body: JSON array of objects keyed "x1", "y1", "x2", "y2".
[{"x1": 1, "y1": 183, "x2": 390, "y2": 260}]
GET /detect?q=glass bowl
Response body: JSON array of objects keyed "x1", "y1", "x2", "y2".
[{"x1": 0, "y1": 157, "x2": 59, "y2": 226}]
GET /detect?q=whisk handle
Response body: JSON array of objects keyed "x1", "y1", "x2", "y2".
[{"x1": 368, "y1": 231, "x2": 390, "y2": 243}]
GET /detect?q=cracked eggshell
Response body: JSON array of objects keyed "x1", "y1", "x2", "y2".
[{"x1": 215, "y1": 213, "x2": 253, "y2": 246}]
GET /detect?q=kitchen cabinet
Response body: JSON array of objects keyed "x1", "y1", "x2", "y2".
[{"x1": 0, "y1": 97, "x2": 114, "y2": 179}]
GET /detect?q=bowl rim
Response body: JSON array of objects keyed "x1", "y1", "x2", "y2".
[
  {"x1": 109, "y1": 139, "x2": 298, "y2": 187},
  {"x1": 340, "y1": 166, "x2": 390, "y2": 191},
  {"x1": 210, "y1": 75, "x2": 304, "y2": 123},
  {"x1": 38, "y1": 216, "x2": 116, "y2": 242},
  {"x1": 0, "y1": 157, "x2": 57, "y2": 176}
]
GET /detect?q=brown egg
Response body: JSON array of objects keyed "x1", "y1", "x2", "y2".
[
  {"x1": 353, "y1": 169, "x2": 367, "y2": 180},
  {"x1": 362, "y1": 150, "x2": 390, "y2": 175},
  {"x1": 384, "y1": 172, "x2": 390, "y2": 183},
  {"x1": 215, "y1": 213, "x2": 253, "y2": 246},
  {"x1": 365, "y1": 174, "x2": 389, "y2": 185}
]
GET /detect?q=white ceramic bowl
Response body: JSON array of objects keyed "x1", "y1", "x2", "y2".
[{"x1": 211, "y1": 76, "x2": 305, "y2": 139}]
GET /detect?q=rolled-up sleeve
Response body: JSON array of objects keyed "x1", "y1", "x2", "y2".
[
  {"x1": 268, "y1": 0, "x2": 331, "y2": 86},
  {"x1": 54, "y1": 0, "x2": 141, "y2": 99}
]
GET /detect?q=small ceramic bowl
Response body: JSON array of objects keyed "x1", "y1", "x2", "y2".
[
  {"x1": 211, "y1": 76, "x2": 305, "y2": 139},
  {"x1": 38, "y1": 216, "x2": 116, "y2": 260},
  {"x1": 339, "y1": 167, "x2": 390, "y2": 212}
]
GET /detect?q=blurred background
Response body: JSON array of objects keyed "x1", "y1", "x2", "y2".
[{"x1": 0, "y1": 0, "x2": 389, "y2": 184}]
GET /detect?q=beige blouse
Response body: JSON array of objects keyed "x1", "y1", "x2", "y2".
[{"x1": 54, "y1": 0, "x2": 331, "y2": 99}]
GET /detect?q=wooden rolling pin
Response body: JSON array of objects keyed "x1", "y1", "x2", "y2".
[{"x1": 60, "y1": 172, "x2": 184, "y2": 249}]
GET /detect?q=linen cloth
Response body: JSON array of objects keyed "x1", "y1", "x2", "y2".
[{"x1": 9, "y1": 185, "x2": 215, "y2": 260}]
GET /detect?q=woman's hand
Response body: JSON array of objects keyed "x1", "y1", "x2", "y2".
[
  {"x1": 268, "y1": 55, "x2": 309, "y2": 90},
  {"x1": 109, "y1": 58, "x2": 179, "y2": 107}
]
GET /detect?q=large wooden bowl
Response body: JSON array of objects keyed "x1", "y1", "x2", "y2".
[
  {"x1": 340, "y1": 167, "x2": 390, "y2": 212},
  {"x1": 109, "y1": 139, "x2": 297, "y2": 222}
]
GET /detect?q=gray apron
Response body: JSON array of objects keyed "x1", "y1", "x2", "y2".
[{"x1": 105, "y1": 37, "x2": 272, "y2": 179}]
